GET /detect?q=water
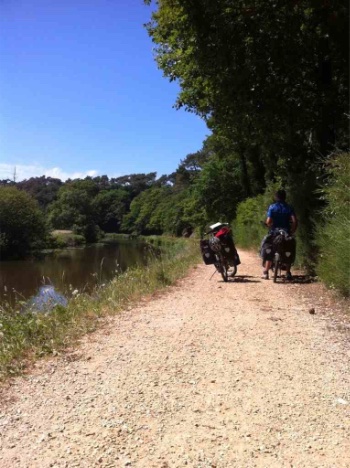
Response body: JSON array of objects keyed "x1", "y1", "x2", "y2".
[{"x1": 0, "y1": 241, "x2": 153, "y2": 308}]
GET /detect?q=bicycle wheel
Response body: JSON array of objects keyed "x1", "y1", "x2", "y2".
[
  {"x1": 228, "y1": 264, "x2": 237, "y2": 277},
  {"x1": 273, "y1": 253, "x2": 280, "y2": 283},
  {"x1": 217, "y1": 255, "x2": 228, "y2": 282},
  {"x1": 221, "y1": 262, "x2": 228, "y2": 282}
]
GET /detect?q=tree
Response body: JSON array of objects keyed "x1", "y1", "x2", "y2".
[
  {"x1": 146, "y1": 0, "x2": 349, "y2": 184},
  {"x1": 92, "y1": 189, "x2": 129, "y2": 232},
  {"x1": 111, "y1": 172, "x2": 157, "y2": 198},
  {"x1": 0, "y1": 187, "x2": 47, "y2": 259},
  {"x1": 122, "y1": 187, "x2": 165, "y2": 235},
  {"x1": 48, "y1": 187, "x2": 99, "y2": 242},
  {"x1": 194, "y1": 154, "x2": 245, "y2": 222},
  {"x1": 17, "y1": 176, "x2": 63, "y2": 210},
  {"x1": 174, "y1": 147, "x2": 211, "y2": 189}
]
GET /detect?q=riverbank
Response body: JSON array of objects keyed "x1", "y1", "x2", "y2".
[
  {"x1": 0, "y1": 250, "x2": 349, "y2": 467},
  {"x1": 0, "y1": 238, "x2": 200, "y2": 379}
]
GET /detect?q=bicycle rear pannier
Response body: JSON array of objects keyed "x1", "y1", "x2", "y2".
[
  {"x1": 200, "y1": 239, "x2": 216, "y2": 265},
  {"x1": 261, "y1": 233, "x2": 274, "y2": 262},
  {"x1": 216, "y1": 232, "x2": 241, "y2": 266},
  {"x1": 273, "y1": 233, "x2": 296, "y2": 264}
]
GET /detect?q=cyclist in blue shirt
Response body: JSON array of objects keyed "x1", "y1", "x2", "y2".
[{"x1": 261, "y1": 189, "x2": 298, "y2": 280}]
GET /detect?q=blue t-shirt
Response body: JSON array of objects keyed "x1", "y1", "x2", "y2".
[{"x1": 266, "y1": 202, "x2": 295, "y2": 232}]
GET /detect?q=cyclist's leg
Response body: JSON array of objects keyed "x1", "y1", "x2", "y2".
[
  {"x1": 286, "y1": 237, "x2": 296, "y2": 280},
  {"x1": 261, "y1": 234, "x2": 273, "y2": 279},
  {"x1": 263, "y1": 260, "x2": 271, "y2": 279},
  {"x1": 286, "y1": 264, "x2": 292, "y2": 280}
]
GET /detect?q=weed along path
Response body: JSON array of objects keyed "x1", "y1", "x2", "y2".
[{"x1": 0, "y1": 250, "x2": 349, "y2": 468}]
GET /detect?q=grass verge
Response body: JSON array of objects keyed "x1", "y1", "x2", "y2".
[{"x1": 0, "y1": 238, "x2": 200, "y2": 380}]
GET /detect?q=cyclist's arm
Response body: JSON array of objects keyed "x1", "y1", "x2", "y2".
[
  {"x1": 266, "y1": 205, "x2": 273, "y2": 228},
  {"x1": 290, "y1": 214, "x2": 298, "y2": 234},
  {"x1": 266, "y1": 216, "x2": 273, "y2": 228}
]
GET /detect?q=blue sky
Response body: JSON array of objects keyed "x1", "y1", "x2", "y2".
[{"x1": 0, "y1": 0, "x2": 208, "y2": 181}]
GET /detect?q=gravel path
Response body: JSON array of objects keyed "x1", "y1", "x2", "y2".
[{"x1": 0, "y1": 250, "x2": 349, "y2": 468}]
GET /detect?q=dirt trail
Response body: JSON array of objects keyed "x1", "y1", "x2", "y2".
[{"x1": 0, "y1": 250, "x2": 349, "y2": 468}]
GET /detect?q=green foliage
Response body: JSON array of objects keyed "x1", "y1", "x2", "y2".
[
  {"x1": 122, "y1": 186, "x2": 196, "y2": 236},
  {"x1": 17, "y1": 176, "x2": 63, "y2": 210},
  {"x1": 48, "y1": 231, "x2": 86, "y2": 248},
  {"x1": 0, "y1": 187, "x2": 48, "y2": 259},
  {"x1": 234, "y1": 184, "x2": 279, "y2": 249},
  {"x1": 316, "y1": 153, "x2": 350, "y2": 295},
  {"x1": 234, "y1": 195, "x2": 267, "y2": 249},
  {"x1": 48, "y1": 186, "x2": 99, "y2": 243},
  {"x1": 122, "y1": 187, "x2": 165, "y2": 235},
  {"x1": 92, "y1": 189, "x2": 129, "y2": 232},
  {"x1": 194, "y1": 154, "x2": 245, "y2": 222},
  {"x1": 147, "y1": 0, "x2": 348, "y2": 160}
]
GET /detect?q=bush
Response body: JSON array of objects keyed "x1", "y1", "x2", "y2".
[
  {"x1": 316, "y1": 153, "x2": 350, "y2": 296},
  {"x1": 233, "y1": 184, "x2": 279, "y2": 249},
  {"x1": 0, "y1": 187, "x2": 47, "y2": 259},
  {"x1": 48, "y1": 231, "x2": 86, "y2": 248},
  {"x1": 234, "y1": 194, "x2": 267, "y2": 249}
]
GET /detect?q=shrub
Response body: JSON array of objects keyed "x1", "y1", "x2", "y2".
[
  {"x1": 233, "y1": 184, "x2": 279, "y2": 249},
  {"x1": 316, "y1": 153, "x2": 350, "y2": 296},
  {"x1": 234, "y1": 194, "x2": 267, "y2": 249},
  {"x1": 48, "y1": 231, "x2": 86, "y2": 248}
]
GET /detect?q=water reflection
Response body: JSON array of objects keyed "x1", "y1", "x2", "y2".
[{"x1": 0, "y1": 241, "x2": 151, "y2": 306}]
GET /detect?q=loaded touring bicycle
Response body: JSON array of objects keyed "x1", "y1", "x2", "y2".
[{"x1": 200, "y1": 223, "x2": 241, "y2": 282}]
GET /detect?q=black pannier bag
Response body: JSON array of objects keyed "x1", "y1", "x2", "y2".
[
  {"x1": 273, "y1": 233, "x2": 296, "y2": 264},
  {"x1": 200, "y1": 239, "x2": 216, "y2": 265},
  {"x1": 261, "y1": 233, "x2": 274, "y2": 262},
  {"x1": 218, "y1": 233, "x2": 241, "y2": 266}
]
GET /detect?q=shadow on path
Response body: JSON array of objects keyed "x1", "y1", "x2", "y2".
[
  {"x1": 228, "y1": 275, "x2": 261, "y2": 283},
  {"x1": 274, "y1": 274, "x2": 317, "y2": 285}
]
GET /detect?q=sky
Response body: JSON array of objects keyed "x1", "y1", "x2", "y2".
[{"x1": 0, "y1": 0, "x2": 208, "y2": 181}]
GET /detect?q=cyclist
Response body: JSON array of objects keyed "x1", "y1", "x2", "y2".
[{"x1": 261, "y1": 189, "x2": 298, "y2": 280}]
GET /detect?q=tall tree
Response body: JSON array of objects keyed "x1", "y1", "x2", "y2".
[{"x1": 146, "y1": 0, "x2": 349, "y2": 185}]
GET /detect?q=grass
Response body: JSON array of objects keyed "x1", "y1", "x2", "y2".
[{"x1": 0, "y1": 238, "x2": 200, "y2": 379}]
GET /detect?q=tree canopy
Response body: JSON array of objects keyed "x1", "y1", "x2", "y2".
[
  {"x1": 0, "y1": 187, "x2": 47, "y2": 259},
  {"x1": 146, "y1": 0, "x2": 348, "y2": 190}
]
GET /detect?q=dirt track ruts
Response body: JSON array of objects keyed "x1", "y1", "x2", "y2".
[{"x1": 0, "y1": 250, "x2": 349, "y2": 468}]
